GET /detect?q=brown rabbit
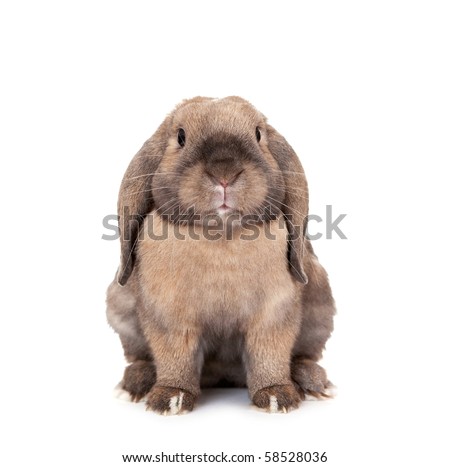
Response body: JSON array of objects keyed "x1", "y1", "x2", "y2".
[{"x1": 106, "y1": 96, "x2": 335, "y2": 414}]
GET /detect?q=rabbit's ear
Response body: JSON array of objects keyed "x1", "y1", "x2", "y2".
[
  {"x1": 267, "y1": 125, "x2": 309, "y2": 284},
  {"x1": 117, "y1": 122, "x2": 169, "y2": 286}
]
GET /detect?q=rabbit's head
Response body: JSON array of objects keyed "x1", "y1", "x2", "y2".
[{"x1": 117, "y1": 97, "x2": 309, "y2": 286}]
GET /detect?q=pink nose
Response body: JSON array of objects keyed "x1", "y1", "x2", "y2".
[{"x1": 219, "y1": 179, "x2": 228, "y2": 188}]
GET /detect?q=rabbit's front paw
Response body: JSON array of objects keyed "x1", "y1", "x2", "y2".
[
  {"x1": 146, "y1": 386, "x2": 196, "y2": 415},
  {"x1": 121, "y1": 360, "x2": 156, "y2": 402},
  {"x1": 291, "y1": 359, "x2": 331, "y2": 398},
  {"x1": 253, "y1": 384, "x2": 301, "y2": 413}
]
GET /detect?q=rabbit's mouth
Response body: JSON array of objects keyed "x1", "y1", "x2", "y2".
[
  {"x1": 217, "y1": 203, "x2": 232, "y2": 216},
  {"x1": 211, "y1": 184, "x2": 238, "y2": 214}
]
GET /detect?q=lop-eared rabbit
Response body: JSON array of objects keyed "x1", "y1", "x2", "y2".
[{"x1": 106, "y1": 97, "x2": 335, "y2": 414}]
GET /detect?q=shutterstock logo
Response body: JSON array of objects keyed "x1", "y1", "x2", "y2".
[
  {"x1": 306, "y1": 205, "x2": 347, "y2": 240},
  {"x1": 101, "y1": 205, "x2": 348, "y2": 241}
]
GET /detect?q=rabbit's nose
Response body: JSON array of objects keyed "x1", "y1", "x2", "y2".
[
  {"x1": 207, "y1": 169, "x2": 244, "y2": 188},
  {"x1": 227, "y1": 169, "x2": 244, "y2": 185},
  {"x1": 206, "y1": 172, "x2": 228, "y2": 187}
]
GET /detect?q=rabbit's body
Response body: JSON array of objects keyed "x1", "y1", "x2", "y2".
[
  {"x1": 137, "y1": 213, "x2": 295, "y2": 331},
  {"x1": 106, "y1": 97, "x2": 335, "y2": 414}
]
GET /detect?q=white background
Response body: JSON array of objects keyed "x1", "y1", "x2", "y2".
[{"x1": 1, "y1": 1, "x2": 449, "y2": 466}]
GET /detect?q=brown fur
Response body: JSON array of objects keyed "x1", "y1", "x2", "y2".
[
  {"x1": 122, "y1": 360, "x2": 156, "y2": 402},
  {"x1": 106, "y1": 97, "x2": 336, "y2": 414}
]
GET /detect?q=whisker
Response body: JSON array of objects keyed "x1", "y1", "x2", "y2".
[
  {"x1": 270, "y1": 184, "x2": 309, "y2": 195},
  {"x1": 155, "y1": 195, "x2": 183, "y2": 218},
  {"x1": 267, "y1": 190, "x2": 309, "y2": 201},
  {"x1": 125, "y1": 186, "x2": 179, "y2": 196},
  {"x1": 125, "y1": 173, "x2": 179, "y2": 180},
  {"x1": 128, "y1": 153, "x2": 165, "y2": 159},
  {"x1": 266, "y1": 196, "x2": 308, "y2": 220},
  {"x1": 277, "y1": 170, "x2": 306, "y2": 175},
  {"x1": 273, "y1": 187, "x2": 309, "y2": 198}
]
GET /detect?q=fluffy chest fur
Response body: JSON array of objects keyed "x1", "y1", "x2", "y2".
[{"x1": 137, "y1": 212, "x2": 298, "y2": 329}]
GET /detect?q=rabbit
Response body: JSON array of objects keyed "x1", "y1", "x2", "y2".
[{"x1": 106, "y1": 96, "x2": 336, "y2": 414}]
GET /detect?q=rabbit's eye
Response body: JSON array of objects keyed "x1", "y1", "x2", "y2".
[
  {"x1": 256, "y1": 127, "x2": 261, "y2": 143},
  {"x1": 177, "y1": 128, "x2": 186, "y2": 147}
]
